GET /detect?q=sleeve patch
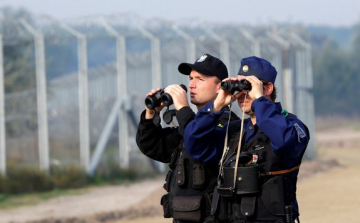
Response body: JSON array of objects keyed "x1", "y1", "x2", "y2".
[
  {"x1": 294, "y1": 123, "x2": 306, "y2": 142},
  {"x1": 217, "y1": 123, "x2": 224, "y2": 128}
]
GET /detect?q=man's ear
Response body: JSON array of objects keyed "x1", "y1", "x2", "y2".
[
  {"x1": 263, "y1": 83, "x2": 274, "y2": 96},
  {"x1": 215, "y1": 81, "x2": 221, "y2": 94}
]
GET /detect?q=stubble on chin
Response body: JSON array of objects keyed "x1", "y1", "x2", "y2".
[{"x1": 190, "y1": 99, "x2": 199, "y2": 106}]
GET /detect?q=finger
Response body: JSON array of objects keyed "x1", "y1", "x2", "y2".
[
  {"x1": 222, "y1": 77, "x2": 238, "y2": 82},
  {"x1": 165, "y1": 85, "x2": 186, "y2": 95},
  {"x1": 222, "y1": 77, "x2": 232, "y2": 82},
  {"x1": 146, "y1": 89, "x2": 156, "y2": 97},
  {"x1": 146, "y1": 87, "x2": 162, "y2": 97},
  {"x1": 247, "y1": 75, "x2": 261, "y2": 83}
]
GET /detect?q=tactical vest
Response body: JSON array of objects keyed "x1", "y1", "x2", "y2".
[
  {"x1": 213, "y1": 118, "x2": 308, "y2": 222},
  {"x1": 160, "y1": 142, "x2": 219, "y2": 222}
]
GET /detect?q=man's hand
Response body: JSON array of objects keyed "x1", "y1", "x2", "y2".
[
  {"x1": 164, "y1": 84, "x2": 189, "y2": 111},
  {"x1": 145, "y1": 87, "x2": 164, "y2": 119},
  {"x1": 238, "y1": 75, "x2": 264, "y2": 100},
  {"x1": 213, "y1": 77, "x2": 240, "y2": 112}
]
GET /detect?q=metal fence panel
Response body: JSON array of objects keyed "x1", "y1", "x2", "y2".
[{"x1": 0, "y1": 19, "x2": 316, "y2": 175}]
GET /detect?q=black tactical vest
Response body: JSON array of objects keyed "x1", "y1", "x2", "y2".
[
  {"x1": 164, "y1": 143, "x2": 219, "y2": 222},
  {"x1": 213, "y1": 118, "x2": 308, "y2": 222}
]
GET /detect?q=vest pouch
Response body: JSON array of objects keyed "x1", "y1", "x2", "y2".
[
  {"x1": 163, "y1": 170, "x2": 172, "y2": 192},
  {"x1": 160, "y1": 194, "x2": 172, "y2": 218},
  {"x1": 217, "y1": 167, "x2": 235, "y2": 197},
  {"x1": 172, "y1": 196, "x2": 202, "y2": 222},
  {"x1": 212, "y1": 190, "x2": 231, "y2": 221},
  {"x1": 193, "y1": 163, "x2": 205, "y2": 189},
  {"x1": 261, "y1": 175, "x2": 286, "y2": 216},
  {"x1": 236, "y1": 165, "x2": 259, "y2": 195}
]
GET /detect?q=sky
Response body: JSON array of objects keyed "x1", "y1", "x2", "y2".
[{"x1": 1, "y1": 0, "x2": 360, "y2": 27}]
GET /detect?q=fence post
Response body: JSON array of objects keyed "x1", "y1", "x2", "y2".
[
  {"x1": 266, "y1": 32, "x2": 291, "y2": 111},
  {"x1": 239, "y1": 28, "x2": 261, "y2": 57},
  {"x1": 137, "y1": 27, "x2": 162, "y2": 89},
  {"x1": 59, "y1": 23, "x2": 90, "y2": 172},
  {"x1": 137, "y1": 26, "x2": 165, "y2": 172},
  {"x1": 204, "y1": 27, "x2": 230, "y2": 68},
  {"x1": 20, "y1": 20, "x2": 50, "y2": 174},
  {"x1": 99, "y1": 19, "x2": 130, "y2": 170},
  {"x1": 290, "y1": 33, "x2": 316, "y2": 160},
  {"x1": 0, "y1": 34, "x2": 6, "y2": 176},
  {"x1": 171, "y1": 25, "x2": 197, "y2": 111}
]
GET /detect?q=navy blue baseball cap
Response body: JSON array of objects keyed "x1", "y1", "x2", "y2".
[
  {"x1": 178, "y1": 54, "x2": 228, "y2": 81},
  {"x1": 237, "y1": 56, "x2": 277, "y2": 84}
]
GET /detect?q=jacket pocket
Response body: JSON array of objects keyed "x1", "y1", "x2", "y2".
[
  {"x1": 160, "y1": 194, "x2": 172, "y2": 218},
  {"x1": 172, "y1": 196, "x2": 202, "y2": 222}
]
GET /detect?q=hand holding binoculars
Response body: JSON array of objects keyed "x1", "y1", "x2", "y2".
[
  {"x1": 144, "y1": 84, "x2": 187, "y2": 124},
  {"x1": 221, "y1": 79, "x2": 251, "y2": 93},
  {"x1": 145, "y1": 84, "x2": 187, "y2": 110}
]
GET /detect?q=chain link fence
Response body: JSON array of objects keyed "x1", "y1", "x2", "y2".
[{"x1": 0, "y1": 15, "x2": 315, "y2": 175}]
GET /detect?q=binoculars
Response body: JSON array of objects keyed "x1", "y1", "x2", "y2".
[
  {"x1": 221, "y1": 79, "x2": 251, "y2": 93},
  {"x1": 145, "y1": 84, "x2": 187, "y2": 110}
]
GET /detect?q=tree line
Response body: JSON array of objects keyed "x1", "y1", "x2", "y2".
[{"x1": 312, "y1": 23, "x2": 360, "y2": 117}]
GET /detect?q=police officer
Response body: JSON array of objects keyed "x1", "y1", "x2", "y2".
[
  {"x1": 136, "y1": 54, "x2": 239, "y2": 223},
  {"x1": 184, "y1": 56, "x2": 310, "y2": 223}
]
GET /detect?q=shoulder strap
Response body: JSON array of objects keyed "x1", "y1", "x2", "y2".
[{"x1": 260, "y1": 165, "x2": 301, "y2": 177}]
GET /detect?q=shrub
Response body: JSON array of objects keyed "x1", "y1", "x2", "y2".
[
  {"x1": 0, "y1": 164, "x2": 157, "y2": 195},
  {"x1": 50, "y1": 166, "x2": 87, "y2": 189},
  {"x1": 0, "y1": 168, "x2": 54, "y2": 194}
]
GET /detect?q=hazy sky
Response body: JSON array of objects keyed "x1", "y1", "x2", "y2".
[{"x1": 1, "y1": 0, "x2": 360, "y2": 27}]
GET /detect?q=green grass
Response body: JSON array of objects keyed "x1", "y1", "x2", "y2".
[
  {"x1": 0, "y1": 174, "x2": 160, "y2": 210},
  {"x1": 0, "y1": 168, "x2": 160, "y2": 210},
  {"x1": 352, "y1": 123, "x2": 360, "y2": 131},
  {"x1": 0, "y1": 149, "x2": 161, "y2": 210},
  {"x1": 0, "y1": 188, "x2": 88, "y2": 209}
]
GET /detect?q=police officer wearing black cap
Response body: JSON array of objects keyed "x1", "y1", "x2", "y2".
[
  {"x1": 184, "y1": 56, "x2": 310, "y2": 223},
  {"x1": 136, "y1": 54, "x2": 239, "y2": 223}
]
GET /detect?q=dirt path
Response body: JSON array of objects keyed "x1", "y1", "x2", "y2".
[
  {"x1": 0, "y1": 127, "x2": 359, "y2": 223},
  {"x1": 297, "y1": 146, "x2": 360, "y2": 223},
  {"x1": 0, "y1": 178, "x2": 164, "y2": 223}
]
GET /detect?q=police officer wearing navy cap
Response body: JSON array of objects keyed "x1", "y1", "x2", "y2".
[
  {"x1": 183, "y1": 56, "x2": 310, "y2": 223},
  {"x1": 136, "y1": 54, "x2": 239, "y2": 223}
]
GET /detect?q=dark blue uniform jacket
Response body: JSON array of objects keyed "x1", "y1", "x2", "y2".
[{"x1": 184, "y1": 96, "x2": 309, "y2": 169}]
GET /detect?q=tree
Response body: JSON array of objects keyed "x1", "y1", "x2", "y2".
[{"x1": 312, "y1": 31, "x2": 359, "y2": 116}]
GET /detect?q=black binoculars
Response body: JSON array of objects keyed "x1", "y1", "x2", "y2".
[
  {"x1": 145, "y1": 84, "x2": 187, "y2": 110},
  {"x1": 221, "y1": 79, "x2": 251, "y2": 93}
]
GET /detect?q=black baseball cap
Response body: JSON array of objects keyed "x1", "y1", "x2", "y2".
[{"x1": 178, "y1": 54, "x2": 228, "y2": 81}]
